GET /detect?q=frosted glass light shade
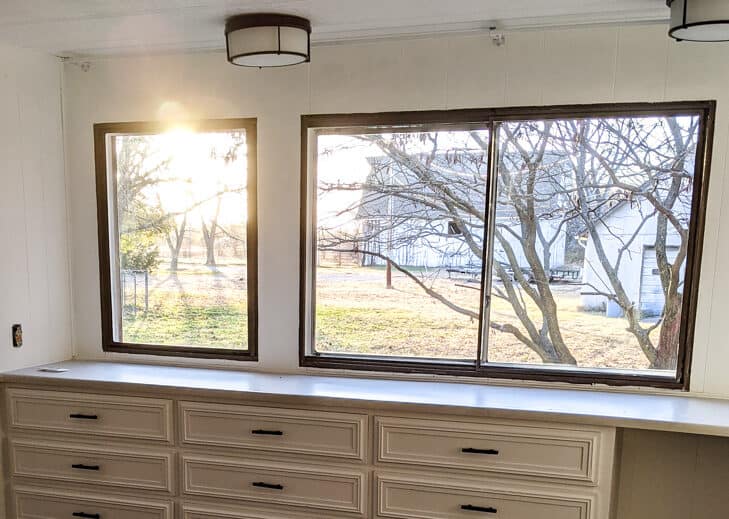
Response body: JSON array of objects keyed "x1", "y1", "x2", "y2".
[
  {"x1": 668, "y1": 0, "x2": 729, "y2": 42},
  {"x1": 225, "y1": 14, "x2": 311, "y2": 67}
]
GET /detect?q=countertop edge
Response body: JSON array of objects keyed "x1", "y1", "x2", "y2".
[{"x1": 2, "y1": 360, "x2": 729, "y2": 437}]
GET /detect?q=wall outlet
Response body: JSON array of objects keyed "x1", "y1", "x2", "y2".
[{"x1": 12, "y1": 324, "x2": 23, "y2": 347}]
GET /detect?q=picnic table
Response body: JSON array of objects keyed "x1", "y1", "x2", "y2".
[
  {"x1": 446, "y1": 265, "x2": 482, "y2": 282},
  {"x1": 446, "y1": 263, "x2": 581, "y2": 284}
]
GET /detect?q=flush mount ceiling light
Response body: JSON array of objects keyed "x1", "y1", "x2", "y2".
[
  {"x1": 225, "y1": 13, "x2": 311, "y2": 67},
  {"x1": 668, "y1": 0, "x2": 729, "y2": 42}
]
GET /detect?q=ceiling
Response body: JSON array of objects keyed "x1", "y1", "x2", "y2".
[{"x1": 0, "y1": 0, "x2": 670, "y2": 58}]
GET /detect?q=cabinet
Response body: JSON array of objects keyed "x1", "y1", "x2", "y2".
[{"x1": 3, "y1": 384, "x2": 615, "y2": 518}]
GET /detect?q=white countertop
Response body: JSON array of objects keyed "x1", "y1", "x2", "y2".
[{"x1": 3, "y1": 360, "x2": 729, "y2": 436}]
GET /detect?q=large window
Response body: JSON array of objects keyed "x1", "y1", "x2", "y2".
[
  {"x1": 95, "y1": 119, "x2": 257, "y2": 360},
  {"x1": 300, "y1": 102, "x2": 715, "y2": 388}
]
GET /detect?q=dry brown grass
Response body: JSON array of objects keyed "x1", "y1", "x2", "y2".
[{"x1": 316, "y1": 266, "x2": 658, "y2": 370}]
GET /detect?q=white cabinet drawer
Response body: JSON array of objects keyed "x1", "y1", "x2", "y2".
[
  {"x1": 15, "y1": 487, "x2": 172, "y2": 519},
  {"x1": 11, "y1": 440, "x2": 174, "y2": 493},
  {"x1": 180, "y1": 401, "x2": 367, "y2": 461},
  {"x1": 183, "y1": 504, "x2": 348, "y2": 519},
  {"x1": 376, "y1": 475, "x2": 592, "y2": 519},
  {"x1": 7, "y1": 388, "x2": 173, "y2": 442},
  {"x1": 182, "y1": 455, "x2": 366, "y2": 515},
  {"x1": 376, "y1": 417, "x2": 607, "y2": 483}
]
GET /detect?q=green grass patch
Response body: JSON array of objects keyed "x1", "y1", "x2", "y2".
[
  {"x1": 315, "y1": 305, "x2": 476, "y2": 357},
  {"x1": 123, "y1": 295, "x2": 248, "y2": 349}
]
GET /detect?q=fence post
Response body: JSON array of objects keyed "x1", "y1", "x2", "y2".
[{"x1": 144, "y1": 271, "x2": 149, "y2": 313}]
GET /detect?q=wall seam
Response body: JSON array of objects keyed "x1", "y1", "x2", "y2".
[
  {"x1": 14, "y1": 69, "x2": 32, "y2": 332},
  {"x1": 699, "y1": 125, "x2": 729, "y2": 394},
  {"x1": 611, "y1": 27, "x2": 620, "y2": 102},
  {"x1": 58, "y1": 58, "x2": 77, "y2": 359}
]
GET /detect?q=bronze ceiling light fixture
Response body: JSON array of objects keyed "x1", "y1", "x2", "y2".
[
  {"x1": 668, "y1": 0, "x2": 729, "y2": 42},
  {"x1": 225, "y1": 13, "x2": 312, "y2": 67}
]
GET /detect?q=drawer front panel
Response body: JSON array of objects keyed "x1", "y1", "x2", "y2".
[
  {"x1": 180, "y1": 401, "x2": 367, "y2": 460},
  {"x1": 7, "y1": 388, "x2": 173, "y2": 442},
  {"x1": 182, "y1": 455, "x2": 366, "y2": 515},
  {"x1": 15, "y1": 487, "x2": 172, "y2": 519},
  {"x1": 377, "y1": 417, "x2": 600, "y2": 482},
  {"x1": 183, "y1": 505, "x2": 347, "y2": 519},
  {"x1": 11, "y1": 441, "x2": 173, "y2": 493},
  {"x1": 376, "y1": 476, "x2": 591, "y2": 519}
]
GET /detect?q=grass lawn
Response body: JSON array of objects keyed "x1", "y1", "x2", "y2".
[
  {"x1": 118, "y1": 263, "x2": 662, "y2": 371},
  {"x1": 316, "y1": 266, "x2": 660, "y2": 371},
  {"x1": 121, "y1": 265, "x2": 249, "y2": 350},
  {"x1": 123, "y1": 295, "x2": 248, "y2": 348},
  {"x1": 317, "y1": 306, "x2": 476, "y2": 359}
]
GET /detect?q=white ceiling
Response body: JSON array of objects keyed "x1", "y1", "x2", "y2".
[{"x1": 0, "y1": 0, "x2": 670, "y2": 58}]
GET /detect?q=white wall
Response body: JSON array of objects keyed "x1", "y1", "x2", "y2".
[
  {"x1": 0, "y1": 45, "x2": 71, "y2": 372},
  {"x1": 0, "y1": 44, "x2": 71, "y2": 519},
  {"x1": 63, "y1": 23, "x2": 729, "y2": 397},
  {"x1": 615, "y1": 429, "x2": 729, "y2": 519}
]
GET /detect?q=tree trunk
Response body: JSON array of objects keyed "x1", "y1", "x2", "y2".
[
  {"x1": 202, "y1": 199, "x2": 222, "y2": 267},
  {"x1": 202, "y1": 224, "x2": 217, "y2": 266},
  {"x1": 166, "y1": 214, "x2": 187, "y2": 271},
  {"x1": 654, "y1": 293, "x2": 682, "y2": 369}
]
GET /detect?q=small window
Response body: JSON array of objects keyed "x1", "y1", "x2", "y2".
[
  {"x1": 95, "y1": 119, "x2": 257, "y2": 360},
  {"x1": 300, "y1": 102, "x2": 715, "y2": 388}
]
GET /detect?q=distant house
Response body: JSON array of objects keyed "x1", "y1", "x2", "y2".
[
  {"x1": 580, "y1": 198, "x2": 688, "y2": 318},
  {"x1": 356, "y1": 154, "x2": 483, "y2": 268},
  {"x1": 355, "y1": 153, "x2": 568, "y2": 271}
]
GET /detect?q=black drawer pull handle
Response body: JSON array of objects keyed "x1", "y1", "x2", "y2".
[
  {"x1": 461, "y1": 504, "x2": 497, "y2": 514},
  {"x1": 72, "y1": 513, "x2": 100, "y2": 519},
  {"x1": 252, "y1": 481, "x2": 284, "y2": 490},
  {"x1": 251, "y1": 429, "x2": 283, "y2": 436},
  {"x1": 462, "y1": 448, "x2": 499, "y2": 455},
  {"x1": 71, "y1": 464, "x2": 100, "y2": 471},
  {"x1": 69, "y1": 414, "x2": 98, "y2": 420}
]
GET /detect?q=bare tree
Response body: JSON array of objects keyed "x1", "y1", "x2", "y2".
[
  {"x1": 556, "y1": 117, "x2": 698, "y2": 368},
  {"x1": 115, "y1": 131, "x2": 250, "y2": 271},
  {"x1": 165, "y1": 213, "x2": 188, "y2": 271},
  {"x1": 199, "y1": 131, "x2": 248, "y2": 267},
  {"x1": 201, "y1": 198, "x2": 222, "y2": 267},
  {"x1": 319, "y1": 115, "x2": 699, "y2": 369}
]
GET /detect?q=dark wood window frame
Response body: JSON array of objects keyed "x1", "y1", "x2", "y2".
[
  {"x1": 94, "y1": 118, "x2": 258, "y2": 361},
  {"x1": 299, "y1": 101, "x2": 716, "y2": 389}
]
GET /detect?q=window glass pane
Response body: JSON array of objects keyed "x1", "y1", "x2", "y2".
[
  {"x1": 314, "y1": 129, "x2": 490, "y2": 360},
  {"x1": 486, "y1": 115, "x2": 700, "y2": 375},
  {"x1": 110, "y1": 129, "x2": 250, "y2": 350}
]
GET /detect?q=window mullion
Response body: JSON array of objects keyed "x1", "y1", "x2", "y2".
[{"x1": 478, "y1": 120, "x2": 500, "y2": 367}]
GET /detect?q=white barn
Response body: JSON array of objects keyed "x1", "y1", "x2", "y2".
[
  {"x1": 360, "y1": 216, "x2": 566, "y2": 270},
  {"x1": 581, "y1": 199, "x2": 688, "y2": 318},
  {"x1": 359, "y1": 217, "x2": 482, "y2": 268},
  {"x1": 357, "y1": 154, "x2": 568, "y2": 271}
]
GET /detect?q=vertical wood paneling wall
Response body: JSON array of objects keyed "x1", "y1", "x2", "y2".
[
  {"x1": 0, "y1": 44, "x2": 72, "y2": 519},
  {"x1": 0, "y1": 46, "x2": 71, "y2": 371}
]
